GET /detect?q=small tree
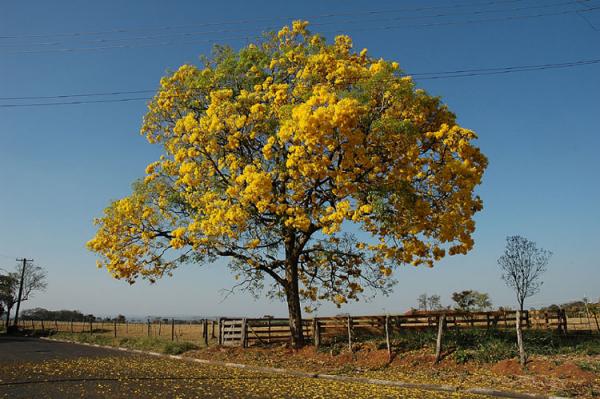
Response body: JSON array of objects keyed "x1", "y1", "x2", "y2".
[
  {"x1": 473, "y1": 291, "x2": 492, "y2": 311},
  {"x1": 452, "y1": 290, "x2": 491, "y2": 312},
  {"x1": 12, "y1": 262, "x2": 47, "y2": 327},
  {"x1": 417, "y1": 293, "x2": 428, "y2": 311},
  {"x1": 417, "y1": 293, "x2": 443, "y2": 312},
  {"x1": 0, "y1": 274, "x2": 19, "y2": 328},
  {"x1": 498, "y1": 236, "x2": 551, "y2": 312},
  {"x1": 428, "y1": 295, "x2": 443, "y2": 311}
]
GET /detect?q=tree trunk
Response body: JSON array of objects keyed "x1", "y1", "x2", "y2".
[
  {"x1": 5, "y1": 306, "x2": 11, "y2": 329},
  {"x1": 518, "y1": 299, "x2": 525, "y2": 314},
  {"x1": 284, "y1": 261, "x2": 304, "y2": 349},
  {"x1": 516, "y1": 310, "x2": 526, "y2": 367}
]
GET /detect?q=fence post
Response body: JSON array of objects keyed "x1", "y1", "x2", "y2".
[
  {"x1": 218, "y1": 318, "x2": 223, "y2": 346},
  {"x1": 54, "y1": 319, "x2": 58, "y2": 331},
  {"x1": 583, "y1": 300, "x2": 593, "y2": 333},
  {"x1": 211, "y1": 320, "x2": 216, "y2": 339},
  {"x1": 203, "y1": 319, "x2": 209, "y2": 347},
  {"x1": 267, "y1": 318, "x2": 272, "y2": 344},
  {"x1": 241, "y1": 318, "x2": 247, "y2": 348},
  {"x1": 385, "y1": 315, "x2": 391, "y2": 362},
  {"x1": 114, "y1": 320, "x2": 117, "y2": 338},
  {"x1": 557, "y1": 309, "x2": 567, "y2": 335},
  {"x1": 435, "y1": 314, "x2": 446, "y2": 364},
  {"x1": 147, "y1": 319, "x2": 151, "y2": 337},
  {"x1": 89, "y1": 318, "x2": 93, "y2": 333},
  {"x1": 70, "y1": 319, "x2": 74, "y2": 333},
  {"x1": 171, "y1": 318, "x2": 175, "y2": 341},
  {"x1": 41, "y1": 319, "x2": 45, "y2": 332},
  {"x1": 347, "y1": 315, "x2": 353, "y2": 352},
  {"x1": 313, "y1": 318, "x2": 321, "y2": 348},
  {"x1": 592, "y1": 310, "x2": 600, "y2": 334},
  {"x1": 158, "y1": 321, "x2": 162, "y2": 336}
]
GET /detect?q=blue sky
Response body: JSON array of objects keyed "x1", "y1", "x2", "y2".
[{"x1": 1, "y1": 0, "x2": 599, "y2": 318}]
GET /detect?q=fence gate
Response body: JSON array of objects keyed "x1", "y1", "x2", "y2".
[{"x1": 220, "y1": 319, "x2": 243, "y2": 347}]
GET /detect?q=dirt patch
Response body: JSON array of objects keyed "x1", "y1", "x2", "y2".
[
  {"x1": 491, "y1": 359, "x2": 525, "y2": 376},
  {"x1": 492, "y1": 358, "x2": 595, "y2": 382},
  {"x1": 550, "y1": 362, "x2": 595, "y2": 381}
]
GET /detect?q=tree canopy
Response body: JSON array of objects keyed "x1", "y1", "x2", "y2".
[
  {"x1": 451, "y1": 290, "x2": 492, "y2": 312},
  {"x1": 88, "y1": 21, "x2": 487, "y2": 347},
  {"x1": 498, "y1": 235, "x2": 551, "y2": 312}
]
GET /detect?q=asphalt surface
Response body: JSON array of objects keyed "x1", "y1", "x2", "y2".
[
  {"x1": 0, "y1": 336, "x2": 479, "y2": 398},
  {"x1": 0, "y1": 335, "x2": 129, "y2": 362}
]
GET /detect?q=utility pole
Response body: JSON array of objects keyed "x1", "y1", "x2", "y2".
[{"x1": 13, "y1": 258, "x2": 33, "y2": 327}]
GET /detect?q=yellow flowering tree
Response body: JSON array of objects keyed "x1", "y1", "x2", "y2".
[{"x1": 88, "y1": 21, "x2": 487, "y2": 348}]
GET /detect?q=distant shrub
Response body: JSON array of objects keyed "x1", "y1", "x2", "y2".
[{"x1": 163, "y1": 341, "x2": 198, "y2": 355}]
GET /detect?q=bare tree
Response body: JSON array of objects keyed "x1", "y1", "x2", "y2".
[
  {"x1": 417, "y1": 293, "x2": 443, "y2": 312},
  {"x1": 10, "y1": 262, "x2": 47, "y2": 327},
  {"x1": 428, "y1": 295, "x2": 443, "y2": 311},
  {"x1": 417, "y1": 293, "x2": 429, "y2": 311},
  {"x1": 498, "y1": 235, "x2": 551, "y2": 312}
]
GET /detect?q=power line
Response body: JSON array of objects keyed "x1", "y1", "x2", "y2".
[
  {"x1": 4, "y1": 5, "x2": 599, "y2": 55},
  {"x1": 1, "y1": 57, "x2": 598, "y2": 108},
  {"x1": 409, "y1": 57, "x2": 600, "y2": 77},
  {"x1": 0, "y1": 0, "x2": 534, "y2": 41},
  {"x1": 0, "y1": 89, "x2": 155, "y2": 101},
  {"x1": 575, "y1": 0, "x2": 600, "y2": 30},
  {"x1": 0, "y1": 0, "x2": 583, "y2": 49},
  {"x1": 0, "y1": 253, "x2": 17, "y2": 260},
  {"x1": 0, "y1": 97, "x2": 151, "y2": 108}
]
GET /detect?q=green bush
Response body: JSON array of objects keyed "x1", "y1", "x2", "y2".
[
  {"x1": 53, "y1": 332, "x2": 198, "y2": 355},
  {"x1": 453, "y1": 349, "x2": 475, "y2": 364},
  {"x1": 163, "y1": 341, "x2": 198, "y2": 355},
  {"x1": 474, "y1": 340, "x2": 515, "y2": 363},
  {"x1": 576, "y1": 360, "x2": 600, "y2": 373}
]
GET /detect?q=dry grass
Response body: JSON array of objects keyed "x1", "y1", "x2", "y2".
[{"x1": 27, "y1": 320, "x2": 218, "y2": 346}]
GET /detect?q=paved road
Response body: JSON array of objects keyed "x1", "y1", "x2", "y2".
[
  {"x1": 0, "y1": 336, "x2": 129, "y2": 362},
  {"x1": 0, "y1": 336, "x2": 479, "y2": 398}
]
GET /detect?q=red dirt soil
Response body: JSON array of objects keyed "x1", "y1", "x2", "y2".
[
  {"x1": 193, "y1": 345, "x2": 599, "y2": 397},
  {"x1": 492, "y1": 359, "x2": 595, "y2": 382}
]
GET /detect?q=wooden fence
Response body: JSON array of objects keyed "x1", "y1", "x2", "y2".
[
  {"x1": 20, "y1": 309, "x2": 600, "y2": 348},
  {"x1": 219, "y1": 309, "x2": 600, "y2": 347}
]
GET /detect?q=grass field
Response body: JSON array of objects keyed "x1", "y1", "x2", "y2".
[{"x1": 22, "y1": 320, "x2": 218, "y2": 346}]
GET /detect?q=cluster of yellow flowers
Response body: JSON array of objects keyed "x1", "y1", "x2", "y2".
[{"x1": 88, "y1": 21, "x2": 487, "y2": 304}]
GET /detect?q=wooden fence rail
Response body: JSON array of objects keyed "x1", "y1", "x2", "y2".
[
  {"x1": 18, "y1": 309, "x2": 598, "y2": 348},
  {"x1": 216, "y1": 309, "x2": 596, "y2": 347}
]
